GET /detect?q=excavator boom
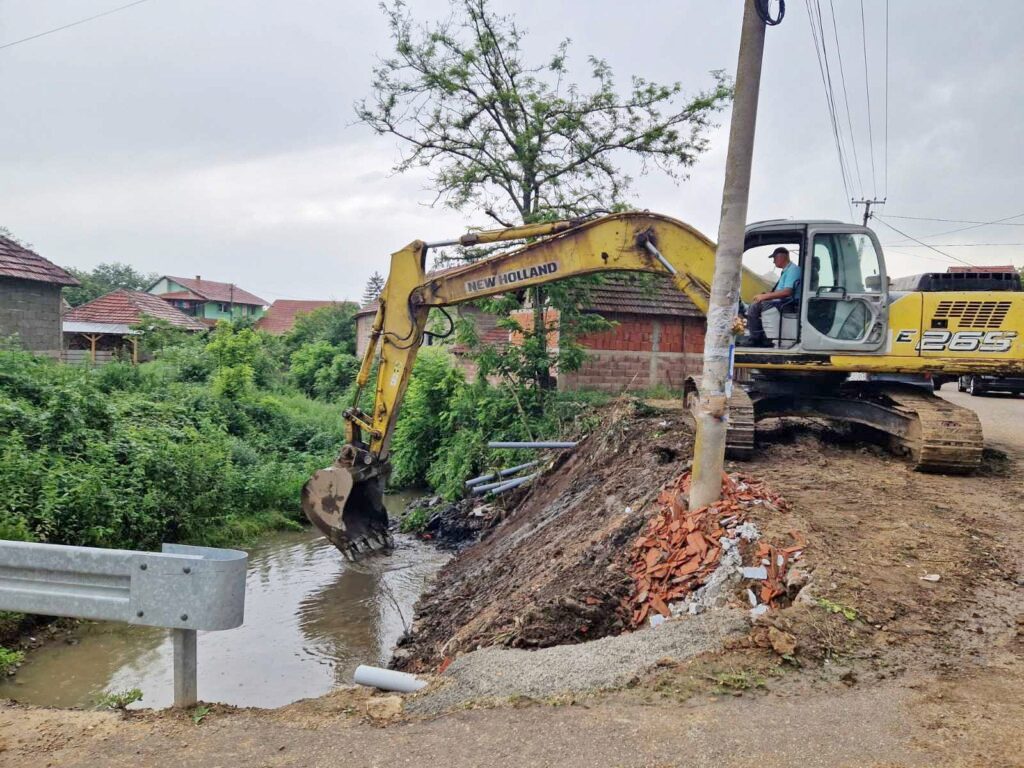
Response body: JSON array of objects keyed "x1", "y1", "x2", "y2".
[{"x1": 302, "y1": 212, "x2": 766, "y2": 556}]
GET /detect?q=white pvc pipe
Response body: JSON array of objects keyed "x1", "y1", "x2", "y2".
[{"x1": 353, "y1": 664, "x2": 427, "y2": 693}]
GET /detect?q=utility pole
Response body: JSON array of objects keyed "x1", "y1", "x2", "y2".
[
  {"x1": 689, "y1": 0, "x2": 768, "y2": 511},
  {"x1": 851, "y1": 198, "x2": 886, "y2": 227}
]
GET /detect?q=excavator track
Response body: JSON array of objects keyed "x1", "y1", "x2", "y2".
[
  {"x1": 870, "y1": 384, "x2": 984, "y2": 473},
  {"x1": 724, "y1": 386, "x2": 756, "y2": 460},
  {"x1": 682, "y1": 378, "x2": 755, "y2": 460},
  {"x1": 749, "y1": 381, "x2": 984, "y2": 474}
]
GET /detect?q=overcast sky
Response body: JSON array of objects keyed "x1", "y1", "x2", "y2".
[{"x1": 1, "y1": 0, "x2": 1022, "y2": 303}]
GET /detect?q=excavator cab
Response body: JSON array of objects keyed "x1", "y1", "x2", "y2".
[{"x1": 741, "y1": 220, "x2": 889, "y2": 353}]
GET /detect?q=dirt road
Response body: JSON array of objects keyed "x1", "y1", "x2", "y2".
[{"x1": 1, "y1": 396, "x2": 1021, "y2": 768}]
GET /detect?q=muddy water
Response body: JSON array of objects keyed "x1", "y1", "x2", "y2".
[{"x1": 0, "y1": 492, "x2": 448, "y2": 709}]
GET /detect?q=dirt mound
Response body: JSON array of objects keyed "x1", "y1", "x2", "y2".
[{"x1": 393, "y1": 401, "x2": 695, "y2": 671}]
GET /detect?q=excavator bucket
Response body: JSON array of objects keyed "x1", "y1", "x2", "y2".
[{"x1": 301, "y1": 461, "x2": 392, "y2": 559}]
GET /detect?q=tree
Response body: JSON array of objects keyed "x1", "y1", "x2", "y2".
[
  {"x1": 357, "y1": 0, "x2": 730, "y2": 225},
  {"x1": 64, "y1": 263, "x2": 158, "y2": 306},
  {"x1": 284, "y1": 304, "x2": 358, "y2": 355},
  {"x1": 358, "y1": 0, "x2": 731, "y2": 384},
  {"x1": 362, "y1": 272, "x2": 386, "y2": 306}
]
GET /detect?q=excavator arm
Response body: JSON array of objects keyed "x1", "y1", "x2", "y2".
[{"x1": 303, "y1": 212, "x2": 768, "y2": 557}]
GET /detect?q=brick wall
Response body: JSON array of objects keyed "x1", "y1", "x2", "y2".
[
  {"x1": 560, "y1": 312, "x2": 706, "y2": 392},
  {"x1": 0, "y1": 277, "x2": 63, "y2": 355}
]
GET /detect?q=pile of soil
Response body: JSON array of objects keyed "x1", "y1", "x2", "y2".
[{"x1": 393, "y1": 400, "x2": 695, "y2": 671}]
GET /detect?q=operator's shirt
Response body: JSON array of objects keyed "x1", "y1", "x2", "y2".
[{"x1": 775, "y1": 262, "x2": 802, "y2": 303}]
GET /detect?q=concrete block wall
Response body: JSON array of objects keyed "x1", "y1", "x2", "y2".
[{"x1": 0, "y1": 277, "x2": 63, "y2": 355}]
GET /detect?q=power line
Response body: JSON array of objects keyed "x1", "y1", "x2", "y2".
[
  {"x1": 828, "y1": 0, "x2": 864, "y2": 196},
  {"x1": 859, "y1": 0, "x2": 878, "y2": 197},
  {"x1": 883, "y1": 0, "x2": 890, "y2": 198},
  {"x1": 873, "y1": 217, "x2": 974, "y2": 267},
  {"x1": 0, "y1": 0, "x2": 154, "y2": 52},
  {"x1": 880, "y1": 213, "x2": 1024, "y2": 227},
  {"x1": 804, "y1": 0, "x2": 854, "y2": 220},
  {"x1": 881, "y1": 242, "x2": 1024, "y2": 248}
]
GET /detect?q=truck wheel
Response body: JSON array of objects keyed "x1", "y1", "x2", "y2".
[
  {"x1": 957, "y1": 376, "x2": 967, "y2": 392},
  {"x1": 967, "y1": 376, "x2": 985, "y2": 397}
]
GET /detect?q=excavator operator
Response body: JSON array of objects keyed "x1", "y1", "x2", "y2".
[{"x1": 741, "y1": 246, "x2": 801, "y2": 347}]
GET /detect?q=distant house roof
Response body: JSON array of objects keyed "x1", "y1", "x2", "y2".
[
  {"x1": 582, "y1": 274, "x2": 703, "y2": 318},
  {"x1": 152, "y1": 275, "x2": 267, "y2": 306},
  {"x1": 64, "y1": 289, "x2": 207, "y2": 331},
  {"x1": 255, "y1": 300, "x2": 354, "y2": 335},
  {"x1": 355, "y1": 301, "x2": 379, "y2": 318},
  {"x1": 0, "y1": 236, "x2": 79, "y2": 286}
]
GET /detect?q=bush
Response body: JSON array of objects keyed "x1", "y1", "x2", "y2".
[{"x1": 0, "y1": 350, "x2": 342, "y2": 552}]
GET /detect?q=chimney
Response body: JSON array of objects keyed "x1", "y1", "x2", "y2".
[{"x1": 195, "y1": 275, "x2": 201, "y2": 282}]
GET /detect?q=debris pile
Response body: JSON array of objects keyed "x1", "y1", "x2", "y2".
[{"x1": 627, "y1": 471, "x2": 802, "y2": 626}]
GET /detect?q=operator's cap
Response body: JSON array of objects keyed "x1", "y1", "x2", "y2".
[{"x1": 769, "y1": 247, "x2": 790, "y2": 258}]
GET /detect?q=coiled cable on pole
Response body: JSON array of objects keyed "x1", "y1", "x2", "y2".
[{"x1": 755, "y1": 0, "x2": 785, "y2": 25}]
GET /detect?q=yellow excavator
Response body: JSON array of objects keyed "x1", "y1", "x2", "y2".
[{"x1": 303, "y1": 211, "x2": 1024, "y2": 557}]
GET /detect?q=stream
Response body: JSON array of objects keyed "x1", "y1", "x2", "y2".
[{"x1": 0, "y1": 491, "x2": 448, "y2": 709}]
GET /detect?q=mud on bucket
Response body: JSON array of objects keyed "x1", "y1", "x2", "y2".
[{"x1": 302, "y1": 463, "x2": 391, "y2": 559}]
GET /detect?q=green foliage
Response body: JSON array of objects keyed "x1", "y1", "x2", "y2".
[
  {"x1": 398, "y1": 506, "x2": 431, "y2": 534},
  {"x1": 95, "y1": 687, "x2": 143, "y2": 711},
  {"x1": 0, "y1": 347, "x2": 343, "y2": 552},
  {"x1": 362, "y1": 272, "x2": 385, "y2": 306},
  {"x1": 358, "y1": 0, "x2": 731, "y2": 222},
  {"x1": 191, "y1": 704, "x2": 212, "y2": 725},
  {"x1": 284, "y1": 304, "x2": 358, "y2": 356},
  {"x1": 0, "y1": 646, "x2": 24, "y2": 675},
  {"x1": 63, "y1": 263, "x2": 158, "y2": 307},
  {"x1": 816, "y1": 598, "x2": 858, "y2": 622},
  {"x1": 390, "y1": 349, "x2": 466, "y2": 488}
]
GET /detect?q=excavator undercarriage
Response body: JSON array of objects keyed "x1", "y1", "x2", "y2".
[{"x1": 710, "y1": 375, "x2": 984, "y2": 472}]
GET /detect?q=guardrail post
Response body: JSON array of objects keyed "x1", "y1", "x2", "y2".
[{"x1": 172, "y1": 628, "x2": 198, "y2": 707}]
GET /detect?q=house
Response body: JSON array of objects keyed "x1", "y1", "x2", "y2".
[
  {"x1": 552, "y1": 274, "x2": 706, "y2": 391},
  {"x1": 354, "y1": 274, "x2": 706, "y2": 392},
  {"x1": 255, "y1": 299, "x2": 356, "y2": 335},
  {"x1": 147, "y1": 275, "x2": 267, "y2": 325},
  {"x1": 0, "y1": 235, "x2": 79, "y2": 356},
  {"x1": 63, "y1": 289, "x2": 206, "y2": 364}
]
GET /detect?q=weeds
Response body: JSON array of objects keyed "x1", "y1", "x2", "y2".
[
  {"x1": 399, "y1": 506, "x2": 431, "y2": 534},
  {"x1": 708, "y1": 670, "x2": 768, "y2": 694},
  {"x1": 95, "y1": 687, "x2": 143, "y2": 711},
  {"x1": 816, "y1": 598, "x2": 858, "y2": 621},
  {"x1": 191, "y1": 704, "x2": 211, "y2": 725},
  {"x1": 0, "y1": 646, "x2": 24, "y2": 675}
]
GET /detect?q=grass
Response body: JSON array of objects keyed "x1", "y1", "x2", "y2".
[
  {"x1": 399, "y1": 506, "x2": 431, "y2": 534},
  {"x1": 0, "y1": 646, "x2": 24, "y2": 675}
]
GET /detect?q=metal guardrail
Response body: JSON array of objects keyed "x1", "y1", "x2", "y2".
[{"x1": 0, "y1": 540, "x2": 247, "y2": 707}]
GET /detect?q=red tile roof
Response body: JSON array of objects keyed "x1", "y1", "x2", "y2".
[
  {"x1": 255, "y1": 300, "x2": 355, "y2": 335},
  {"x1": 583, "y1": 274, "x2": 702, "y2": 318},
  {"x1": 0, "y1": 236, "x2": 79, "y2": 286},
  {"x1": 65, "y1": 289, "x2": 207, "y2": 330},
  {"x1": 156, "y1": 276, "x2": 266, "y2": 306}
]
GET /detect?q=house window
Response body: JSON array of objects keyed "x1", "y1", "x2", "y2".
[{"x1": 218, "y1": 303, "x2": 231, "y2": 313}]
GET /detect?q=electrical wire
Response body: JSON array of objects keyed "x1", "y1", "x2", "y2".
[
  {"x1": 881, "y1": 242, "x2": 1024, "y2": 248},
  {"x1": 828, "y1": 0, "x2": 864, "y2": 197},
  {"x1": 859, "y1": 0, "x2": 878, "y2": 197},
  {"x1": 0, "y1": 0, "x2": 154, "y2": 51},
  {"x1": 873, "y1": 217, "x2": 975, "y2": 267},
  {"x1": 756, "y1": 0, "x2": 786, "y2": 26},
  {"x1": 804, "y1": 0, "x2": 854, "y2": 219},
  {"x1": 880, "y1": 213, "x2": 1024, "y2": 227},
  {"x1": 883, "y1": 0, "x2": 890, "y2": 198}
]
